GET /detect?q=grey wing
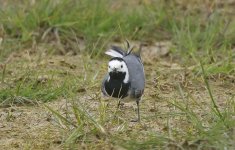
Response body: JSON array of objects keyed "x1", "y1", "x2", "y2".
[
  {"x1": 101, "y1": 74, "x2": 109, "y2": 96},
  {"x1": 123, "y1": 55, "x2": 145, "y2": 99}
]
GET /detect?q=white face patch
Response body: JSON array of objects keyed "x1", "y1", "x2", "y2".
[{"x1": 108, "y1": 59, "x2": 129, "y2": 83}]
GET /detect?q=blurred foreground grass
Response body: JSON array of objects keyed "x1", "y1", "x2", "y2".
[{"x1": 0, "y1": 0, "x2": 235, "y2": 149}]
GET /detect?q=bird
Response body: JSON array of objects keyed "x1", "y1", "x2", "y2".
[{"x1": 101, "y1": 41, "x2": 145, "y2": 122}]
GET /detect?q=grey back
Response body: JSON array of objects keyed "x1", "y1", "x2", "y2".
[{"x1": 123, "y1": 54, "x2": 145, "y2": 99}]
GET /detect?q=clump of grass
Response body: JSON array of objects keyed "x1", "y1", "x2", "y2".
[
  {"x1": 0, "y1": 75, "x2": 69, "y2": 106},
  {"x1": 161, "y1": 63, "x2": 235, "y2": 149},
  {"x1": 44, "y1": 97, "x2": 109, "y2": 149},
  {"x1": 0, "y1": 62, "x2": 83, "y2": 106}
]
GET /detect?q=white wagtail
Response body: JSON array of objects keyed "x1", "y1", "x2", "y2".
[{"x1": 101, "y1": 41, "x2": 145, "y2": 122}]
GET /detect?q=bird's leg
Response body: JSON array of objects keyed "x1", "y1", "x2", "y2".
[
  {"x1": 131, "y1": 100, "x2": 140, "y2": 122},
  {"x1": 136, "y1": 100, "x2": 140, "y2": 122}
]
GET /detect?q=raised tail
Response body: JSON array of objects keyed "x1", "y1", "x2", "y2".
[
  {"x1": 105, "y1": 40, "x2": 135, "y2": 58},
  {"x1": 105, "y1": 45, "x2": 126, "y2": 58}
]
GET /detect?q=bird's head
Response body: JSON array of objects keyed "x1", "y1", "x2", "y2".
[{"x1": 108, "y1": 57, "x2": 129, "y2": 83}]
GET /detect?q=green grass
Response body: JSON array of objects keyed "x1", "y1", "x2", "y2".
[
  {"x1": 1, "y1": 0, "x2": 168, "y2": 58},
  {"x1": 1, "y1": 0, "x2": 234, "y2": 64},
  {"x1": 0, "y1": 69, "x2": 69, "y2": 106},
  {"x1": 0, "y1": 0, "x2": 235, "y2": 149}
]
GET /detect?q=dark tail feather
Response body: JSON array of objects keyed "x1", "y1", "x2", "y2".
[
  {"x1": 105, "y1": 46, "x2": 126, "y2": 58},
  {"x1": 111, "y1": 46, "x2": 126, "y2": 56}
]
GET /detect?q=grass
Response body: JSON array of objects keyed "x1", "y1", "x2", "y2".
[
  {"x1": 1, "y1": 0, "x2": 166, "y2": 58},
  {"x1": 0, "y1": 0, "x2": 235, "y2": 149}
]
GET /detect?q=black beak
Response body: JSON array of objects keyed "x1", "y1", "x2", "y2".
[{"x1": 113, "y1": 68, "x2": 117, "y2": 72}]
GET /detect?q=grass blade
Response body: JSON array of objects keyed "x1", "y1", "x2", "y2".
[{"x1": 200, "y1": 61, "x2": 223, "y2": 120}]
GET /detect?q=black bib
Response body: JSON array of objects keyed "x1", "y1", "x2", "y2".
[{"x1": 104, "y1": 72, "x2": 130, "y2": 98}]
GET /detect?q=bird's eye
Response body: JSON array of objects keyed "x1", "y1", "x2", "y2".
[
  {"x1": 121, "y1": 65, "x2": 123, "y2": 68},
  {"x1": 108, "y1": 66, "x2": 110, "y2": 68}
]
